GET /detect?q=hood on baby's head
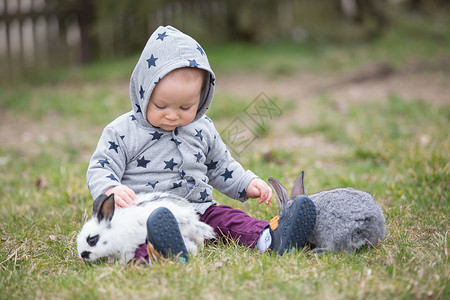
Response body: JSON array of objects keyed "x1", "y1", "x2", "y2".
[{"x1": 129, "y1": 25, "x2": 215, "y2": 128}]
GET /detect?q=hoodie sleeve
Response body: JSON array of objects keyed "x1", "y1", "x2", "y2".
[
  {"x1": 86, "y1": 126, "x2": 128, "y2": 199},
  {"x1": 205, "y1": 122, "x2": 258, "y2": 201}
]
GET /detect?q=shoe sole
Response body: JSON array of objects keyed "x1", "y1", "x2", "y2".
[
  {"x1": 146, "y1": 207, "x2": 189, "y2": 262},
  {"x1": 277, "y1": 195, "x2": 316, "y2": 254}
]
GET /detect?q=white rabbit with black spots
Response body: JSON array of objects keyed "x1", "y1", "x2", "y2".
[
  {"x1": 76, "y1": 192, "x2": 215, "y2": 264},
  {"x1": 269, "y1": 171, "x2": 386, "y2": 254}
]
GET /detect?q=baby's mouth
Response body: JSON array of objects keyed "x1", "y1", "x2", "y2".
[{"x1": 162, "y1": 124, "x2": 178, "y2": 130}]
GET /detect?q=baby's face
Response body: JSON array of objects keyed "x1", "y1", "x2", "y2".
[{"x1": 146, "y1": 68, "x2": 203, "y2": 131}]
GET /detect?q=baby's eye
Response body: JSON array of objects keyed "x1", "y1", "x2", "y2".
[
  {"x1": 87, "y1": 234, "x2": 99, "y2": 246},
  {"x1": 154, "y1": 103, "x2": 166, "y2": 109},
  {"x1": 180, "y1": 106, "x2": 191, "y2": 111}
]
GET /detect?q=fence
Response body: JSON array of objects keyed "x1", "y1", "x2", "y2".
[
  {"x1": 0, "y1": 0, "x2": 235, "y2": 80},
  {"x1": 1, "y1": 0, "x2": 77, "y2": 79}
]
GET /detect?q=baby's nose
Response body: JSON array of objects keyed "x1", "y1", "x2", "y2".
[{"x1": 165, "y1": 111, "x2": 179, "y2": 120}]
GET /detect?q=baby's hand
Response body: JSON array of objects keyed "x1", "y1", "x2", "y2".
[
  {"x1": 105, "y1": 185, "x2": 137, "y2": 208},
  {"x1": 246, "y1": 179, "x2": 273, "y2": 205}
]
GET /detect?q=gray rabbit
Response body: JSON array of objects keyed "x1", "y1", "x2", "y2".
[{"x1": 268, "y1": 171, "x2": 386, "y2": 254}]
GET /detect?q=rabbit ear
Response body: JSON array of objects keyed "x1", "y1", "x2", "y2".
[
  {"x1": 268, "y1": 177, "x2": 291, "y2": 211},
  {"x1": 93, "y1": 194, "x2": 108, "y2": 215},
  {"x1": 92, "y1": 193, "x2": 115, "y2": 223},
  {"x1": 291, "y1": 171, "x2": 306, "y2": 197}
]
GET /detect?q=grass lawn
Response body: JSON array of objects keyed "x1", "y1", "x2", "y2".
[{"x1": 1, "y1": 12, "x2": 449, "y2": 300}]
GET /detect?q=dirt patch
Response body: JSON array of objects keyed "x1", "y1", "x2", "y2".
[
  {"x1": 217, "y1": 60, "x2": 450, "y2": 105},
  {"x1": 0, "y1": 111, "x2": 102, "y2": 162},
  {"x1": 1, "y1": 59, "x2": 449, "y2": 158},
  {"x1": 215, "y1": 59, "x2": 450, "y2": 157},
  {"x1": 328, "y1": 68, "x2": 450, "y2": 105}
]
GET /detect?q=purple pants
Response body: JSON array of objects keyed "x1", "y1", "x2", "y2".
[
  {"x1": 134, "y1": 204, "x2": 270, "y2": 262},
  {"x1": 200, "y1": 204, "x2": 270, "y2": 248}
]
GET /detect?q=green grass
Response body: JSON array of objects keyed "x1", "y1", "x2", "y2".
[
  {"x1": 1, "y1": 89, "x2": 448, "y2": 299},
  {"x1": 1, "y1": 12, "x2": 449, "y2": 300}
]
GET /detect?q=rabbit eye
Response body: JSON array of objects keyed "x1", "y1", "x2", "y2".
[{"x1": 87, "y1": 234, "x2": 99, "y2": 246}]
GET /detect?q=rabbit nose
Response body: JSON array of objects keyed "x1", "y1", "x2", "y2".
[{"x1": 81, "y1": 251, "x2": 90, "y2": 259}]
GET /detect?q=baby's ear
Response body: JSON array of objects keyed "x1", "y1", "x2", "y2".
[
  {"x1": 93, "y1": 194, "x2": 115, "y2": 222},
  {"x1": 291, "y1": 171, "x2": 305, "y2": 198}
]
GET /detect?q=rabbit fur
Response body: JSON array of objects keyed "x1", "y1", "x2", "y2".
[
  {"x1": 77, "y1": 192, "x2": 215, "y2": 264},
  {"x1": 269, "y1": 171, "x2": 386, "y2": 254}
]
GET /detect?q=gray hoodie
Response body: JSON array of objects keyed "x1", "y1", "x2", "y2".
[{"x1": 86, "y1": 26, "x2": 257, "y2": 214}]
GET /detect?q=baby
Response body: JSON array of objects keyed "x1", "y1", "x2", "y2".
[{"x1": 86, "y1": 26, "x2": 316, "y2": 262}]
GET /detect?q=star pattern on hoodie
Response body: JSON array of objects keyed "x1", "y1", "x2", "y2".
[
  {"x1": 130, "y1": 115, "x2": 137, "y2": 121},
  {"x1": 188, "y1": 59, "x2": 199, "y2": 68},
  {"x1": 139, "y1": 86, "x2": 145, "y2": 100},
  {"x1": 146, "y1": 181, "x2": 159, "y2": 188},
  {"x1": 197, "y1": 44, "x2": 204, "y2": 55},
  {"x1": 238, "y1": 189, "x2": 247, "y2": 199},
  {"x1": 135, "y1": 103, "x2": 142, "y2": 113},
  {"x1": 205, "y1": 160, "x2": 218, "y2": 171},
  {"x1": 164, "y1": 158, "x2": 178, "y2": 171},
  {"x1": 108, "y1": 141, "x2": 119, "y2": 153},
  {"x1": 172, "y1": 181, "x2": 182, "y2": 189},
  {"x1": 136, "y1": 156, "x2": 150, "y2": 168},
  {"x1": 194, "y1": 151, "x2": 203, "y2": 163},
  {"x1": 199, "y1": 189, "x2": 209, "y2": 200},
  {"x1": 157, "y1": 31, "x2": 168, "y2": 41},
  {"x1": 171, "y1": 138, "x2": 181, "y2": 146},
  {"x1": 106, "y1": 173, "x2": 118, "y2": 182},
  {"x1": 147, "y1": 54, "x2": 158, "y2": 68},
  {"x1": 195, "y1": 129, "x2": 203, "y2": 141},
  {"x1": 221, "y1": 168, "x2": 233, "y2": 181},
  {"x1": 150, "y1": 131, "x2": 163, "y2": 140},
  {"x1": 97, "y1": 159, "x2": 109, "y2": 167}
]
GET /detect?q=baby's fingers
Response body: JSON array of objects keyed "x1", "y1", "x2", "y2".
[
  {"x1": 115, "y1": 197, "x2": 129, "y2": 208},
  {"x1": 125, "y1": 187, "x2": 137, "y2": 201},
  {"x1": 264, "y1": 188, "x2": 273, "y2": 205},
  {"x1": 115, "y1": 193, "x2": 134, "y2": 208},
  {"x1": 258, "y1": 189, "x2": 272, "y2": 205}
]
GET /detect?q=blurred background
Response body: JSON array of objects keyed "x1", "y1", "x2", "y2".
[
  {"x1": 1, "y1": 0, "x2": 449, "y2": 174},
  {"x1": 1, "y1": 2, "x2": 449, "y2": 298},
  {"x1": 1, "y1": 0, "x2": 449, "y2": 80},
  {"x1": 0, "y1": 0, "x2": 449, "y2": 168}
]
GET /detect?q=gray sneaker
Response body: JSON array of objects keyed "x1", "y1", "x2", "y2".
[
  {"x1": 146, "y1": 207, "x2": 189, "y2": 263},
  {"x1": 269, "y1": 195, "x2": 316, "y2": 254}
]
